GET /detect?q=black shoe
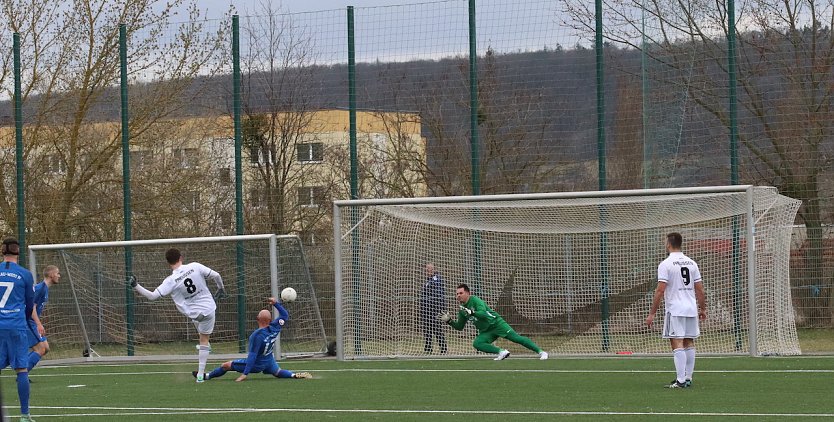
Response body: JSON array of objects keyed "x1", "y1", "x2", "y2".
[{"x1": 666, "y1": 380, "x2": 688, "y2": 388}]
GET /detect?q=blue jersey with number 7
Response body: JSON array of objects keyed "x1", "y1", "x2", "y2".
[{"x1": 0, "y1": 261, "x2": 35, "y2": 330}]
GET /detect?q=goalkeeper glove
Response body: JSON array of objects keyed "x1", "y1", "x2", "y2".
[
  {"x1": 214, "y1": 288, "x2": 228, "y2": 301},
  {"x1": 460, "y1": 305, "x2": 473, "y2": 316},
  {"x1": 127, "y1": 275, "x2": 138, "y2": 288},
  {"x1": 438, "y1": 313, "x2": 451, "y2": 322}
]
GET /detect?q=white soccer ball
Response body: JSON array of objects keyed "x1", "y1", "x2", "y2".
[{"x1": 281, "y1": 287, "x2": 297, "y2": 302}]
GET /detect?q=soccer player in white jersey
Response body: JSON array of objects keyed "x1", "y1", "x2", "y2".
[
  {"x1": 132, "y1": 248, "x2": 225, "y2": 383},
  {"x1": 645, "y1": 232, "x2": 707, "y2": 389}
]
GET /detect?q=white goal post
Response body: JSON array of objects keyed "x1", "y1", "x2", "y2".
[
  {"x1": 333, "y1": 185, "x2": 801, "y2": 359},
  {"x1": 28, "y1": 234, "x2": 328, "y2": 362}
]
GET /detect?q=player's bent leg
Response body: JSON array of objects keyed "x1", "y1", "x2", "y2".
[
  {"x1": 473, "y1": 332, "x2": 501, "y2": 354},
  {"x1": 503, "y1": 330, "x2": 543, "y2": 354},
  {"x1": 195, "y1": 360, "x2": 235, "y2": 381}
]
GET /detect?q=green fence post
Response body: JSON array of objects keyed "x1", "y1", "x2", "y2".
[
  {"x1": 595, "y1": 0, "x2": 610, "y2": 353},
  {"x1": 347, "y1": 5, "x2": 362, "y2": 356},
  {"x1": 13, "y1": 33, "x2": 25, "y2": 263},
  {"x1": 232, "y1": 14, "x2": 247, "y2": 353},
  {"x1": 119, "y1": 24, "x2": 135, "y2": 356}
]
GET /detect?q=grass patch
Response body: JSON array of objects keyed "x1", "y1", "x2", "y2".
[{"x1": 3, "y1": 356, "x2": 833, "y2": 421}]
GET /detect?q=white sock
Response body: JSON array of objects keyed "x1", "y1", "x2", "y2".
[
  {"x1": 198, "y1": 344, "x2": 211, "y2": 375},
  {"x1": 684, "y1": 347, "x2": 695, "y2": 380},
  {"x1": 673, "y1": 348, "x2": 686, "y2": 383}
]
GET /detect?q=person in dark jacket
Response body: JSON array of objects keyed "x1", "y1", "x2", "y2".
[{"x1": 419, "y1": 263, "x2": 447, "y2": 354}]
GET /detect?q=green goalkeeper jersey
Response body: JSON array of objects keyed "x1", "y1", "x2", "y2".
[{"x1": 448, "y1": 295, "x2": 505, "y2": 332}]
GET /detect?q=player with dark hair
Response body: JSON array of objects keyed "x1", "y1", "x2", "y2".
[
  {"x1": 193, "y1": 297, "x2": 311, "y2": 382},
  {"x1": 131, "y1": 248, "x2": 225, "y2": 383},
  {"x1": 0, "y1": 238, "x2": 36, "y2": 421},
  {"x1": 441, "y1": 283, "x2": 548, "y2": 360},
  {"x1": 26, "y1": 265, "x2": 60, "y2": 372},
  {"x1": 645, "y1": 232, "x2": 707, "y2": 388}
]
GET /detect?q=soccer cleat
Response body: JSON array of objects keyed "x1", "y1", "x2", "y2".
[
  {"x1": 494, "y1": 349, "x2": 510, "y2": 361},
  {"x1": 539, "y1": 351, "x2": 549, "y2": 360},
  {"x1": 665, "y1": 380, "x2": 688, "y2": 388},
  {"x1": 293, "y1": 372, "x2": 312, "y2": 379},
  {"x1": 684, "y1": 379, "x2": 692, "y2": 387},
  {"x1": 20, "y1": 415, "x2": 35, "y2": 422},
  {"x1": 192, "y1": 371, "x2": 207, "y2": 382}
]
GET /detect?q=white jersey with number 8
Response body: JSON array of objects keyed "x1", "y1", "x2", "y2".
[
  {"x1": 157, "y1": 262, "x2": 220, "y2": 320},
  {"x1": 657, "y1": 251, "x2": 702, "y2": 317}
]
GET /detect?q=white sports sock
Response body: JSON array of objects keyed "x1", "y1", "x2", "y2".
[
  {"x1": 673, "y1": 348, "x2": 686, "y2": 383},
  {"x1": 198, "y1": 344, "x2": 211, "y2": 375},
  {"x1": 684, "y1": 347, "x2": 695, "y2": 380}
]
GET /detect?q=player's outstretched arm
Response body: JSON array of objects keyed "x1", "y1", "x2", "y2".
[
  {"x1": 203, "y1": 266, "x2": 224, "y2": 291},
  {"x1": 132, "y1": 277, "x2": 162, "y2": 301},
  {"x1": 446, "y1": 311, "x2": 467, "y2": 330},
  {"x1": 272, "y1": 298, "x2": 289, "y2": 322}
]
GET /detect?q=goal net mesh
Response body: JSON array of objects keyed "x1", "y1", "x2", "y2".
[
  {"x1": 336, "y1": 187, "x2": 801, "y2": 358},
  {"x1": 30, "y1": 235, "x2": 327, "y2": 361}
]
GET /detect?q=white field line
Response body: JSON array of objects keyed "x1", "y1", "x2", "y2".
[
  {"x1": 22, "y1": 406, "x2": 834, "y2": 418},
  {"x1": 7, "y1": 368, "x2": 834, "y2": 378}
]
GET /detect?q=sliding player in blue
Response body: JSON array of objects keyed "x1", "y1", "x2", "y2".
[
  {"x1": 0, "y1": 238, "x2": 37, "y2": 422},
  {"x1": 193, "y1": 297, "x2": 311, "y2": 382}
]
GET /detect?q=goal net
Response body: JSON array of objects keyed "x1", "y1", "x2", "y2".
[
  {"x1": 28, "y1": 234, "x2": 327, "y2": 362},
  {"x1": 334, "y1": 186, "x2": 801, "y2": 359}
]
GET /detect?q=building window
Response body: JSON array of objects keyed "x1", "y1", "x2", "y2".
[
  {"x1": 45, "y1": 154, "x2": 67, "y2": 174},
  {"x1": 173, "y1": 148, "x2": 198, "y2": 168},
  {"x1": 297, "y1": 186, "x2": 326, "y2": 208},
  {"x1": 249, "y1": 145, "x2": 273, "y2": 165},
  {"x1": 296, "y1": 143, "x2": 323, "y2": 162},
  {"x1": 218, "y1": 167, "x2": 232, "y2": 185},
  {"x1": 129, "y1": 150, "x2": 153, "y2": 171},
  {"x1": 220, "y1": 211, "x2": 233, "y2": 230},
  {"x1": 179, "y1": 191, "x2": 200, "y2": 212},
  {"x1": 250, "y1": 187, "x2": 267, "y2": 208}
]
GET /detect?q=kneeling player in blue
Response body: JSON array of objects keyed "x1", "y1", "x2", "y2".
[{"x1": 193, "y1": 297, "x2": 311, "y2": 382}]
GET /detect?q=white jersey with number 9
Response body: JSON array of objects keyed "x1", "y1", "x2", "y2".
[{"x1": 657, "y1": 251, "x2": 702, "y2": 317}]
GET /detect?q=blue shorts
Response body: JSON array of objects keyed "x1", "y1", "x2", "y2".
[
  {"x1": 231, "y1": 358, "x2": 279, "y2": 375},
  {"x1": 27, "y1": 320, "x2": 46, "y2": 348},
  {"x1": 0, "y1": 328, "x2": 30, "y2": 369}
]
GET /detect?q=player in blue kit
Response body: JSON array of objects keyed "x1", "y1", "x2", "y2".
[
  {"x1": 0, "y1": 238, "x2": 36, "y2": 422},
  {"x1": 26, "y1": 265, "x2": 60, "y2": 371},
  {"x1": 193, "y1": 297, "x2": 311, "y2": 382}
]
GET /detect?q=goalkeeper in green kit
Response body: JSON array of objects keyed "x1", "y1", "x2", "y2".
[{"x1": 440, "y1": 283, "x2": 548, "y2": 360}]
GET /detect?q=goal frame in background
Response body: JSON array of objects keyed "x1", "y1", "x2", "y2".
[
  {"x1": 28, "y1": 234, "x2": 327, "y2": 363},
  {"x1": 333, "y1": 185, "x2": 800, "y2": 360}
]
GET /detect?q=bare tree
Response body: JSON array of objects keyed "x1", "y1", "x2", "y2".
[
  {"x1": 564, "y1": 0, "x2": 834, "y2": 322},
  {"x1": 239, "y1": 1, "x2": 335, "y2": 236},
  {"x1": 413, "y1": 48, "x2": 567, "y2": 196},
  {"x1": 0, "y1": 0, "x2": 229, "y2": 243}
]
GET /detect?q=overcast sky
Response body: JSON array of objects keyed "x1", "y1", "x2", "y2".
[
  {"x1": 195, "y1": 0, "x2": 427, "y2": 17},
  {"x1": 176, "y1": 0, "x2": 572, "y2": 63}
]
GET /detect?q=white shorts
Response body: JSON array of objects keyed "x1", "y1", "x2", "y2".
[
  {"x1": 662, "y1": 312, "x2": 699, "y2": 339},
  {"x1": 191, "y1": 312, "x2": 216, "y2": 335}
]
